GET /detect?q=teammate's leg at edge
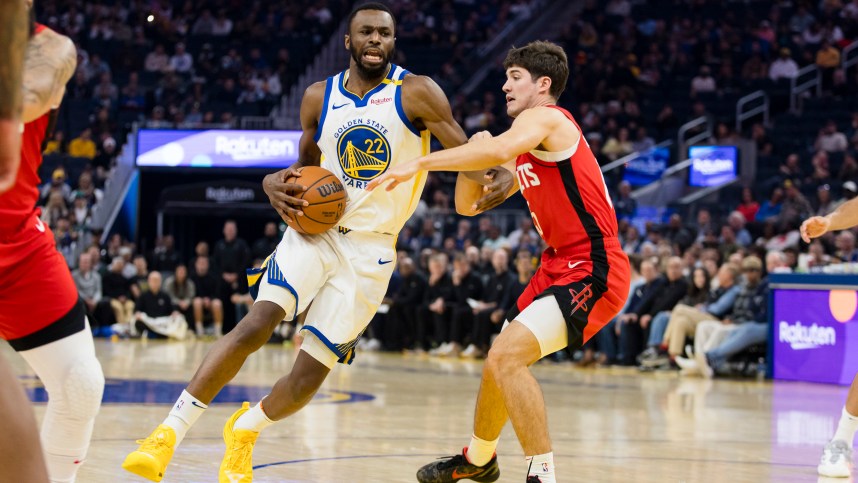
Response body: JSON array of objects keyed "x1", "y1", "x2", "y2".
[{"x1": 819, "y1": 373, "x2": 858, "y2": 477}]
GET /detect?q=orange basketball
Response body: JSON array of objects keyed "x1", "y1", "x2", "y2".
[{"x1": 283, "y1": 166, "x2": 346, "y2": 235}]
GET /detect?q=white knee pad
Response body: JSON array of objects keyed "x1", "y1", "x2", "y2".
[{"x1": 62, "y1": 356, "x2": 104, "y2": 421}]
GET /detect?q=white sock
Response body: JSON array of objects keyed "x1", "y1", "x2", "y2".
[
  {"x1": 163, "y1": 390, "x2": 208, "y2": 445},
  {"x1": 526, "y1": 452, "x2": 556, "y2": 483},
  {"x1": 833, "y1": 407, "x2": 858, "y2": 446},
  {"x1": 234, "y1": 400, "x2": 275, "y2": 433},
  {"x1": 466, "y1": 434, "x2": 498, "y2": 467}
]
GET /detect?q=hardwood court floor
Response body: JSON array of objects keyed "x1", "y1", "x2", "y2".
[{"x1": 2, "y1": 338, "x2": 850, "y2": 482}]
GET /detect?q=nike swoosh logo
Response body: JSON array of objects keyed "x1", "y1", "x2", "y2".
[
  {"x1": 451, "y1": 468, "x2": 482, "y2": 479},
  {"x1": 378, "y1": 259, "x2": 393, "y2": 265},
  {"x1": 191, "y1": 401, "x2": 207, "y2": 409},
  {"x1": 35, "y1": 218, "x2": 45, "y2": 232},
  {"x1": 332, "y1": 103, "x2": 349, "y2": 110},
  {"x1": 568, "y1": 260, "x2": 584, "y2": 269}
]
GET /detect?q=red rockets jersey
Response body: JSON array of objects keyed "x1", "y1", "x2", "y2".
[{"x1": 514, "y1": 105, "x2": 619, "y2": 256}]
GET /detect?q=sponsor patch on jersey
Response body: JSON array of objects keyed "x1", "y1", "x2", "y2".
[{"x1": 336, "y1": 124, "x2": 391, "y2": 188}]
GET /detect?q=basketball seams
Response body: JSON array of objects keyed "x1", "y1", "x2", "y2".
[
  {"x1": 302, "y1": 199, "x2": 346, "y2": 224},
  {"x1": 297, "y1": 174, "x2": 334, "y2": 196}
]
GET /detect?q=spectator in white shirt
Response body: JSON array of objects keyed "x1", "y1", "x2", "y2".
[
  {"x1": 691, "y1": 66, "x2": 717, "y2": 96},
  {"x1": 263, "y1": 68, "x2": 282, "y2": 98},
  {"x1": 169, "y1": 43, "x2": 194, "y2": 74},
  {"x1": 769, "y1": 48, "x2": 799, "y2": 80},
  {"x1": 815, "y1": 120, "x2": 849, "y2": 153},
  {"x1": 212, "y1": 10, "x2": 233, "y2": 36},
  {"x1": 145, "y1": 45, "x2": 170, "y2": 73}
]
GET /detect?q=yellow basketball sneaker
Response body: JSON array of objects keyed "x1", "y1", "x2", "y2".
[
  {"x1": 122, "y1": 424, "x2": 177, "y2": 482},
  {"x1": 219, "y1": 402, "x2": 259, "y2": 483}
]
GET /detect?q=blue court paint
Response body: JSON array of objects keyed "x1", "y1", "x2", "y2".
[{"x1": 18, "y1": 376, "x2": 374, "y2": 405}]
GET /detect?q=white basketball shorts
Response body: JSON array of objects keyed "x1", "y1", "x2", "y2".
[{"x1": 249, "y1": 227, "x2": 396, "y2": 368}]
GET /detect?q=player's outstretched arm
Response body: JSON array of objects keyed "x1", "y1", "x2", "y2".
[
  {"x1": 801, "y1": 197, "x2": 858, "y2": 243},
  {"x1": 21, "y1": 29, "x2": 76, "y2": 123},
  {"x1": 0, "y1": 0, "x2": 28, "y2": 195},
  {"x1": 367, "y1": 106, "x2": 560, "y2": 192},
  {"x1": 263, "y1": 81, "x2": 324, "y2": 222},
  {"x1": 400, "y1": 75, "x2": 515, "y2": 213}
]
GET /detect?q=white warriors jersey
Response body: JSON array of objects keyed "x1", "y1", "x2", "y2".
[{"x1": 314, "y1": 64, "x2": 431, "y2": 235}]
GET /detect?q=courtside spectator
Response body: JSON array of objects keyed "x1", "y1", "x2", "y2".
[
  {"x1": 191, "y1": 256, "x2": 224, "y2": 337},
  {"x1": 165, "y1": 264, "x2": 195, "y2": 324}
]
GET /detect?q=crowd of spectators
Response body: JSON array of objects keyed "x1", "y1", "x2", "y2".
[
  {"x1": 29, "y1": 0, "x2": 858, "y2": 378},
  {"x1": 69, "y1": 220, "x2": 264, "y2": 339}
]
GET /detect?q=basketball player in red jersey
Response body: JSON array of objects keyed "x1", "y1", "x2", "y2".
[
  {"x1": 0, "y1": 2, "x2": 105, "y2": 482},
  {"x1": 369, "y1": 41, "x2": 631, "y2": 483},
  {"x1": 0, "y1": 1, "x2": 51, "y2": 481}
]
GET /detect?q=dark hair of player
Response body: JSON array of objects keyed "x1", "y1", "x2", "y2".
[
  {"x1": 503, "y1": 40, "x2": 569, "y2": 99},
  {"x1": 347, "y1": 2, "x2": 396, "y2": 33}
]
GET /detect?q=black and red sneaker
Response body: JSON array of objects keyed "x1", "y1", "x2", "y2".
[
  {"x1": 416, "y1": 448, "x2": 500, "y2": 483},
  {"x1": 526, "y1": 477, "x2": 542, "y2": 483}
]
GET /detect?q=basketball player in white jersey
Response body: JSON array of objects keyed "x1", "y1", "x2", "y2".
[
  {"x1": 0, "y1": 1, "x2": 50, "y2": 481},
  {"x1": 123, "y1": 3, "x2": 513, "y2": 482},
  {"x1": 802, "y1": 197, "x2": 858, "y2": 477}
]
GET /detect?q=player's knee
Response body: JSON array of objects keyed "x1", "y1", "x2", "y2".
[
  {"x1": 193, "y1": 297, "x2": 202, "y2": 307},
  {"x1": 485, "y1": 345, "x2": 519, "y2": 379},
  {"x1": 212, "y1": 298, "x2": 223, "y2": 310},
  {"x1": 486, "y1": 338, "x2": 535, "y2": 377},
  {"x1": 62, "y1": 357, "x2": 104, "y2": 421}
]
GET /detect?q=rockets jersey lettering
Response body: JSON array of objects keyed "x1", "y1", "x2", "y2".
[
  {"x1": 314, "y1": 64, "x2": 430, "y2": 235},
  {"x1": 515, "y1": 105, "x2": 619, "y2": 255}
]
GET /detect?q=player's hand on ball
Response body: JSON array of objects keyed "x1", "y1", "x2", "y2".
[
  {"x1": 366, "y1": 161, "x2": 420, "y2": 192},
  {"x1": 264, "y1": 168, "x2": 308, "y2": 220},
  {"x1": 800, "y1": 216, "x2": 830, "y2": 243},
  {"x1": 473, "y1": 168, "x2": 514, "y2": 213}
]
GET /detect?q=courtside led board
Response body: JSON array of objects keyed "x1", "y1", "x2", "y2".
[{"x1": 137, "y1": 129, "x2": 301, "y2": 168}]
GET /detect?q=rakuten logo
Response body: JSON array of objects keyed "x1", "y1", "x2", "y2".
[
  {"x1": 206, "y1": 187, "x2": 254, "y2": 203},
  {"x1": 779, "y1": 321, "x2": 837, "y2": 350},
  {"x1": 693, "y1": 158, "x2": 734, "y2": 175},
  {"x1": 214, "y1": 136, "x2": 295, "y2": 160}
]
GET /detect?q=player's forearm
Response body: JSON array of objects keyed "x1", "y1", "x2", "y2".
[
  {"x1": 826, "y1": 197, "x2": 858, "y2": 232},
  {"x1": 454, "y1": 173, "x2": 485, "y2": 216},
  {"x1": 416, "y1": 138, "x2": 508, "y2": 173}
]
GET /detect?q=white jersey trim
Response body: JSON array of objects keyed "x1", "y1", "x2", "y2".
[{"x1": 528, "y1": 135, "x2": 580, "y2": 162}]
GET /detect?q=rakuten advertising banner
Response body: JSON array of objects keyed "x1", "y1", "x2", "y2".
[
  {"x1": 137, "y1": 129, "x2": 301, "y2": 168},
  {"x1": 687, "y1": 145, "x2": 738, "y2": 187},
  {"x1": 773, "y1": 288, "x2": 858, "y2": 385}
]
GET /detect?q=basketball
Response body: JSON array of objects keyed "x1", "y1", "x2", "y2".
[{"x1": 283, "y1": 166, "x2": 347, "y2": 235}]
